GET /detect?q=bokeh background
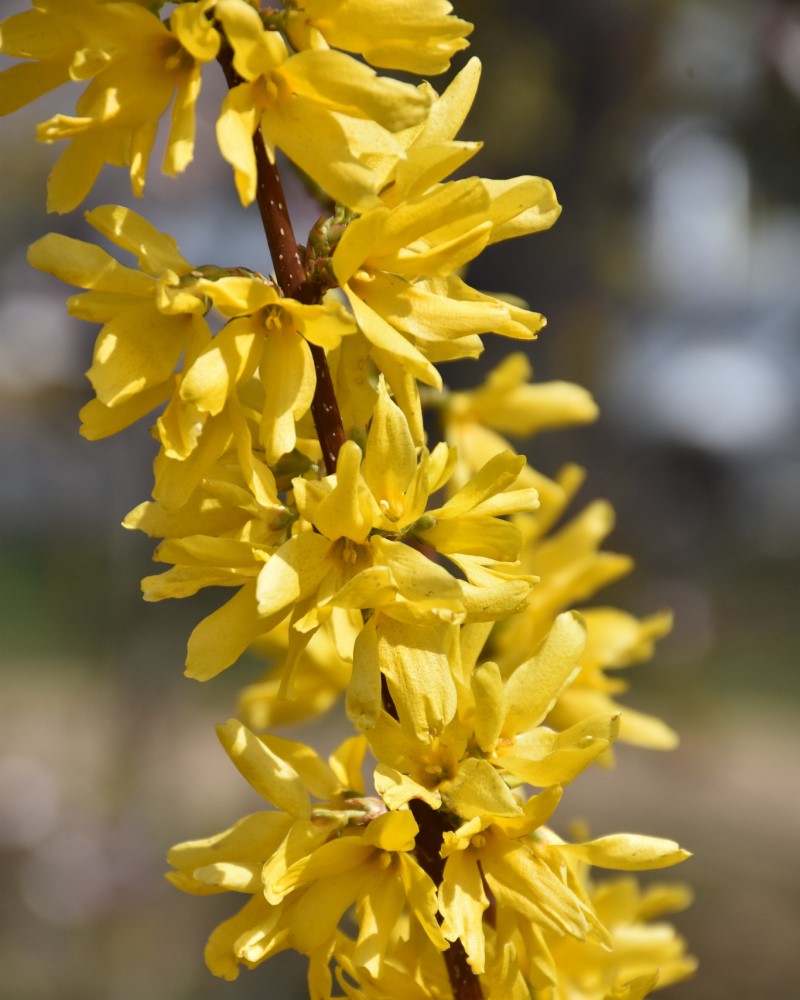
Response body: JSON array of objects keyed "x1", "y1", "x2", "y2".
[{"x1": 1, "y1": 0, "x2": 799, "y2": 997}]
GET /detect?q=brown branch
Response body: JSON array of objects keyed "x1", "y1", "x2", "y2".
[
  {"x1": 217, "y1": 46, "x2": 346, "y2": 474},
  {"x1": 409, "y1": 799, "x2": 485, "y2": 1000}
]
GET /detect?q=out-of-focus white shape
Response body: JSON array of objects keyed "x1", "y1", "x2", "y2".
[
  {"x1": 645, "y1": 123, "x2": 750, "y2": 304},
  {"x1": 642, "y1": 340, "x2": 794, "y2": 453},
  {"x1": 0, "y1": 293, "x2": 79, "y2": 392},
  {"x1": 606, "y1": 330, "x2": 797, "y2": 457},
  {"x1": 0, "y1": 756, "x2": 60, "y2": 848}
]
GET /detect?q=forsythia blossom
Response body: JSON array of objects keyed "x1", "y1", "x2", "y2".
[{"x1": 2, "y1": 2, "x2": 696, "y2": 998}]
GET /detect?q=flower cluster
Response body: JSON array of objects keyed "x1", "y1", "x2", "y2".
[{"x1": 2, "y1": 2, "x2": 695, "y2": 998}]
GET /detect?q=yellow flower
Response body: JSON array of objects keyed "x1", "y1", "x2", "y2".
[
  {"x1": 431, "y1": 354, "x2": 677, "y2": 754},
  {"x1": 440, "y1": 351, "x2": 599, "y2": 492},
  {"x1": 544, "y1": 874, "x2": 697, "y2": 999},
  {"x1": 439, "y1": 817, "x2": 690, "y2": 981},
  {"x1": 1, "y1": 0, "x2": 221, "y2": 211},
  {"x1": 283, "y1": 0, "x2": 473, "y2": 75},
  {"x1": 349, "y1": 613, "x2": 619, "y2": 818},
  {"x1": 331, "y1": 172, "x2": 560, "y2": 389},
  {"x1": 129, "y1": 379, "x2": 535, "y2": 683},
  {"x1": 214, "y1": 0, "x2": 432, "y2": 210},
  {"x1": 28, "y1": 204, "x2": 213, "y2": 437},
  {"x1": 256, "y1": 381, "x2": 536, "y2": 640},
  {"x1": 178, "y1": 268, "x2": 356, "y2": 466},
  {"x1": 168, "y1": 720, "x2": 374, "y2": 978},
  {"x1": 29, "y1": 204, "x2": 356, "y2": 503},
  {"x1": 494, "y1": 484, "x2": 679, "y2": 754},
  {"x1": 169, "y1": 719, "x2": 445, "y2": 980},
  {"x1": 268, "y1": 809, "x2": 447, "y2": 974}
]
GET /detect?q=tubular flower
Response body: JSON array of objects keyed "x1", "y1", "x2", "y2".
[
  {"x1": 1, "y1": 0, "x2": 221, "y2": 211},
  {"x1": 28, "y1": 203, "x2": 355, "y2": 495},
  {"x1": 28, "y1": 204, "x2": 215, "y2": 441},
  {"x1": 432, "y1": 355, "x2": 677, "y2": 753},
  {"x1": 543, "y1": 874, "x2": 698, "y2": 999},
  {"x1": 168, "y1": 719, "x2": 446, "y2": 982},
  {"x1": 283, "y1": 0, "x2": 473, "y2": 75},
  {"x1": 347, "y1": 613, "x2": 620, "y2": 819},
  {"x1": 438, "y1": 818, "x2": 690, "y2": 984},
  {"x1": 214, "y1": 0, "x2": 432, "y2": 211},
  {"x1": 330, "y1": 171, "x2": 560, "y2": 391},
  {"x1": 129, "y1": 379, "x2": 536, "y2": 683}
]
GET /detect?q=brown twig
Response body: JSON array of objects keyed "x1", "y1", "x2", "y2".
[
  {"x1": 217, "y1": 46, "x2": 346, "y2": 474},
  {"x1": 409, "y1": 799, "x2": 486, "y2": 1000}
]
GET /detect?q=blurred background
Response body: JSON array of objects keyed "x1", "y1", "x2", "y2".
[{"x1": 1, "y1": 0, "x2": 798, "y2": 996}]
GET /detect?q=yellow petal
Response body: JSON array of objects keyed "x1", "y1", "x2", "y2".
[
  {"x1": 281, "y1": 49, "x2": 431, "y2": 131},
  {"x1": 255, "y1": 532, "x2": 333, "y2": 618},
  {"x1": 259, "y1": 327, "x2": 316, "y2": 463},
  {"x1": 259, "y1": 733, "x2": 341, "y2": 801},
  {"x1": 312, "y1": 440, "x2": 377, "y2": 542},
  {"x1": 361, "y1": 376, "x2": 418, "y2": 519},
  {"x1": 181, "y1": 319, "x2": 259, "y2": 415},
  {"x1": 554, "y1": 834, "x2": 692, "y2": 871},
  {"x1": 163, "y1": 65, "x2": 201, "y2": 176},
  {"x1": 374, "y1": 616, "x2": 458, "y2": 745},
  {"x1": 333, "y1": 207, "x2": 390, "y2": 286},
  {"x1": 440, "y1": 849, "x2": 488, "y2": 972},
  {"x1": 328, "y1": 735, "x2": 367, "y2": 794},
  {"x1": 471, "y1": 661, "x2": 505, "y2": 754},
  {"x1": 362, "y1": 810, "x2": 418, "y2": 852},
  {"x1": 79, "y1": 379, "x2": 172, "y2": 439},
  {"x1": 503, "y1": 611, "x2": 588, "y2": 736},
  {"x1": 345, "y1": 288, "x2": 441, "y2": 387},
  {"x1": 185, "y1": 582, "x2": 272, "y2": 681},
  {"x1": 204, "y1": 895, "x2": 271, "y2": 980},
  {"x1": 28, "y1": 232, "x2": 152, "y2": 295},
  {"x1": 442, "y1": 757, "x2": 522, "y2": 820},
  {"x1": 193, "y1": 861, "x2": 261, "y2": 893},
  {"x1": 352, "y1": 875, "x2": 406, "y2": 976},
  {"x1": 167, "y1": 811, "x2": 293, "y2": 871},
  {"x1": 482, "y1": 176, "x2": 562, "y2": 244},
  {"x1": 433, "y1": 451, "x2": 524, "y2": 519},
  {"x1": 397, "y1": 852, "x2": 449, "y2": 951},
  {"x1": 216, "y1": 82, "x2": 260, "y2": 205},
  {"x1": 84, "y1": 204, "x2": 191, "y2": 275},
  {"x1": 216, "y1": 718, "x2": 312, "y2": 818},
  {"x1": 263, "y1": 94, "x2": 386, "y2": 213},
  {"x1": 499, "y1": 714, "x2": 619, "y2": 787}
]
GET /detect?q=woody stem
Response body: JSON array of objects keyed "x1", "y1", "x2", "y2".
[
  {"x1": 409, "y1": 799, "x2": 486, "y2": 1000},
  {"x1": 217, "y1": 46, "x2": 346, "y2": 475}
]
